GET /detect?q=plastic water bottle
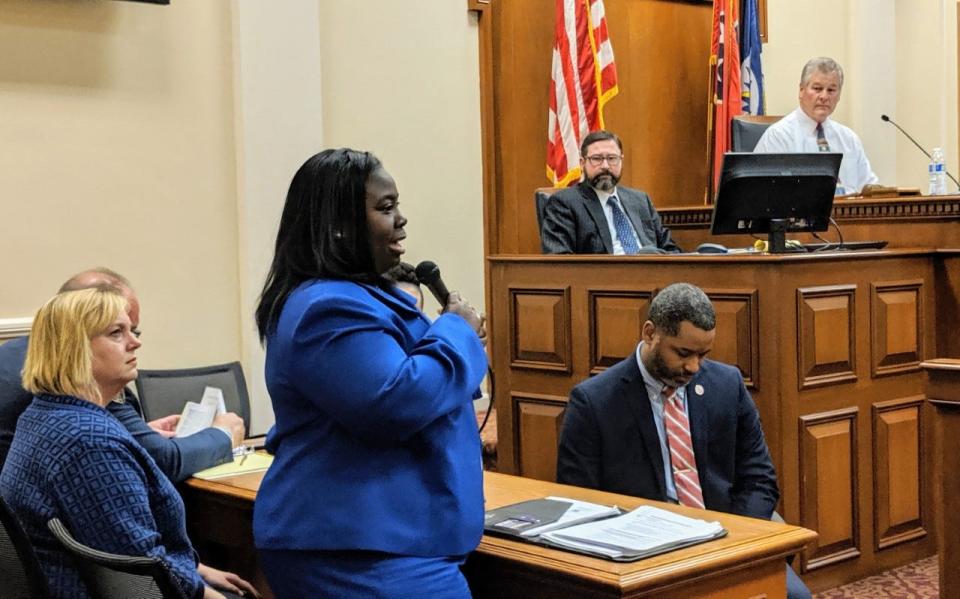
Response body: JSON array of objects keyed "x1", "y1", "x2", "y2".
[{"x1": 929, "y1": 147, "x2": 947, "y2": 196}]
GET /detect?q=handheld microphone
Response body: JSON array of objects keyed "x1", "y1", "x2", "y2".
[
  {"x1": 881, "y1": 114, "x2": 960, "y2": 190},
  {"x1": 414, "y1": 260, "x2": 450, "y2": 306}
]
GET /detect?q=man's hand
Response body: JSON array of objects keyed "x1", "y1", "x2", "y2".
[
  {"x1": 212, "y1": 412, "x2": 245, "y2": 448},
  {"x1": 148, "y1": 414, "x2": 180, "y2": 439}
]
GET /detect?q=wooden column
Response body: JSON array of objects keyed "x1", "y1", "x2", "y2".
[{"x1": 921, "y1": 358, "x2": 960, "y2": 598}]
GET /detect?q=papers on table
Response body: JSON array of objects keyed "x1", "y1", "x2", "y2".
[
  {"x1": 518, "y1": 496, "x2": 621, "y2": 537},
  {"x1": 192, "y1": 452, "x2": 273, "y2": 480},
  {"x1": 539, "y1": 504, "x2": 726, "y2": 560},
  {"x1": 174, "y1": 386, "x2": 227, "y2": 438}
]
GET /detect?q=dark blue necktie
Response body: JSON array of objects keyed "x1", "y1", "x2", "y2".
[
  {"x1": 607, "y1": 197, "x2": 639, "y2": 254},
  {"x1": 816, "y1": 123, "x2": 831, "y2": 152}
]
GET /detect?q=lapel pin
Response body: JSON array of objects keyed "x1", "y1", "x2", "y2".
[{"x1": 695, "y1": 384, "x2": 704, "y2": 396}]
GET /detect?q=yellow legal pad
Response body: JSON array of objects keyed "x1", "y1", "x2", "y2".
[{"x1": 192, "y1": 453, "x2": 274, "y2": 480}]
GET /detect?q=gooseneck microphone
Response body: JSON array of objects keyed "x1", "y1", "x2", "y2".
[
  {"x1": 414, "y1": 260, "x2": 450, "y2": 306},
  {"x1": 881, "y1": 114, "x2": 960, "y2": 189}
]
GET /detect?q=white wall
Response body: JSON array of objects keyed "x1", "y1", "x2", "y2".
[
  {"x1": 0, "y1": 1, "x2": 241, "y2": 370},
  {"x1": 0, "y1": 0, "x2": 483, "y2": 434},
  {"x1": 317, "y1": 1, "x2": 485, "y2": 316},
  {"x1": 762, "y1": 0, "x2": 958, "y2": 191}
]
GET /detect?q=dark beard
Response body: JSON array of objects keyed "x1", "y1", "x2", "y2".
[
  {"x1": 588, "y1": 171, "x2": 619, "y2": 191},
  {"x1": 645, "y1": 347, "x2": 690, "y2": 387}
]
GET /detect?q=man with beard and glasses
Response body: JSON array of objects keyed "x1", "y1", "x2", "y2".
[
  {"x1": 557, "y1": 283, "x2": 811, "y2": 599},
  {"x1": 540, "y1": 130, "x2": 681, "y2": 254}
]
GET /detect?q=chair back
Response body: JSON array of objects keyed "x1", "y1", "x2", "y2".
[
  {"x1": 135, "y1": 361, "x2": 251, "y2": 431},
  {"x1": 730, "y1": 115, "x2": 781, "y2": 152},
  {"x1": 46, "y1": 518, "x2": 188, "y2": 599},
  {"x1": 0, "y1": 496, "x2": 50, "y2": 598},
  {"x1": 534, "y1": 187, "x2": 561, "y2": 230}
]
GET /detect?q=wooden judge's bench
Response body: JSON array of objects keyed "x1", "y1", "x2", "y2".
[{"x1": 488, "y1": 194, "x2": 960, "y2": 592}]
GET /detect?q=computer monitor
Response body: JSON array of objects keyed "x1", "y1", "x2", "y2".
[{"x1": 710, "y1": 152, "x2": 842, "y2": 253}]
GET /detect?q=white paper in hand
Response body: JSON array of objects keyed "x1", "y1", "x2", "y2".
[
  {"x1": 200, "y1": 386, "x2": 227, "y2": 415},
  {"x1": 174, "y1": 402, "x2": 216, "y2": 437}
]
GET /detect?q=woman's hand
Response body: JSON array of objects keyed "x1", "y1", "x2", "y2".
[
  {"x1": 444, "y1": 291, "x2": 485, "y2": 341},
  {"x1": 198, "y1": 563, "x2": 261, "y2": 598}
]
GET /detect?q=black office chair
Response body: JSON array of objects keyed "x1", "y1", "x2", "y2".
[
  {"x1": 730, "y1": 115, "x2": 781, "y2": 152},
  {"x1": 0, "y1": 496, "x2": 50, "y2": 599},
  {"x1": 534, "y1": 187, "x2": 560, "y2": 231},
  {"x1": 135, "y1": 361, "x2": 251, "y2": 431},
  {"x1": 46, "y1": 518, "x2": 189, "y2": 599}
]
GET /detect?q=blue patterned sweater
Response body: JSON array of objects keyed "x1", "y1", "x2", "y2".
[{"x1": 0, "y1": 394, "x2": 204, "y2": 599}]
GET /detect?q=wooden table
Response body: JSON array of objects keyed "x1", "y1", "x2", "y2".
[{"x1": 183, "y1": 471, "x2": 816, "y2": 598}]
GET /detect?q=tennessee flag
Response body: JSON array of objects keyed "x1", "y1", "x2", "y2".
[
  {"x1": 708, "y1": 0, "x2": 742, "y2": 188},
  {"x1": 546, "y1": 0, "x2": 619, "y2": 187},
  {"x1": 740, "y1": 0, "x2": 764, "y2": 115}
]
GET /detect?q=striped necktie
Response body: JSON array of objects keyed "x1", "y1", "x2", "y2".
[
  {"x1": 662, "y1": 386, "x2": 705, "y2": 509},
  {"x1": 607, "y1": 197, "x2": 640, "y2": 254},
  {"x1": 816, "y1": 123, "x2": 831, "y2": 152}
]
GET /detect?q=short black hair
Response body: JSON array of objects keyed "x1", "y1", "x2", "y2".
[
  {"x1": 255, "y1": 148, "x2": 383, "y2": 342},
  {"x1": 648, "y1": 283, "x2": 716, "y2": 336},
  {"x1": 579, "y1": 130, "x2": 623, "y2": 158}
]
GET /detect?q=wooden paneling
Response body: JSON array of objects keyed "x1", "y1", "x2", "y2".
[
  {"x1": 587, "y1": 289, "x2": 653, "y2": 373},
  {"x1": 872, "y1": 398, "x2": 926, "y2": 551},
  {"x1": 706, "y1": 289, "x2": 759, "y2": 390},
  {"x1": 512, "y1": 394, "x2": 567, "y2": 481},
  {"x1": 799, "y1": 409, "x2": 860, "y2": 570},
  {"x1": 509, "y1": 287, "x2": 571, "y2": 372},
  {"x1": 797, "y1": 285, "x2": 857, "y2": 390},
  {"x1": 871, "y1": 280, "x2": 923, "y2": 377},
  {"x1": 489, "y1": 250, "x2": 944, "y2": 590},
  {"x1": 923, "y1": 360, "x2": 960, "y2": 599},
  {"x1": 476, "y1": 0, "x2": 714, "y2": 254}
]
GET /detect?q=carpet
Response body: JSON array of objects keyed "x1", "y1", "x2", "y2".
[{"x1": 814, "y1": 556, "x2": 938, "y2": 598}]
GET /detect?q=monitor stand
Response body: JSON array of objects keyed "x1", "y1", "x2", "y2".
[{"x1": 767, "y1": 219, "x2": 788, "y2": 254}]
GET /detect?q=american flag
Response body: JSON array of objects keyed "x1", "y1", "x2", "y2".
[
  {"x1": 708, "y1": 0, "x2": 742, "y2": 189},
  {"x1": 546, "y1": 0, "x2": 619, "y2": 187}
]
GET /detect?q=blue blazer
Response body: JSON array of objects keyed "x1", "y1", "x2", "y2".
[
  {"x1": 254, "y1": 280, "x2": 488, "y2": 556},
  {"x1": 557, "y1": 356, "x2": 779, "y2": 520},
  {"x1": 0, "y1": 336, "x2": 231, "y2": 482}
]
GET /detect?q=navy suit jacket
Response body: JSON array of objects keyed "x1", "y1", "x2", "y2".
[
  {"x1": 0, "y1": 336, "x2": 231, "y2": 482},
  {"x1": 540, "y1": 182, "x2": 681, "y2": 254},
  {"x1": 557, "y1": 355, "x2": 779, "y2": 520}
]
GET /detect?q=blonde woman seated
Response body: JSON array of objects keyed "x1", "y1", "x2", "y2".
[{"x1": 0, "y1": 287, "x2": 259, "y2": 599}]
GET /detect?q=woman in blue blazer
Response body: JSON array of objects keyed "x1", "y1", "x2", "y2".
[{"x1": 253, "y1": 149, "x2": 488, "y2": 598}]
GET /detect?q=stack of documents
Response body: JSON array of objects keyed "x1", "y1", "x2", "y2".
[
  {"x1": 540, "y1": 505, "x2": 726, "y2": 560},
  {"x1": 485, "y1": 497, "x2": 726, "y2": 562}
]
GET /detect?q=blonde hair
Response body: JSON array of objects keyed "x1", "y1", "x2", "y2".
[{"x1": 22, "y1": 287, "x2": 128, "y2": 404}]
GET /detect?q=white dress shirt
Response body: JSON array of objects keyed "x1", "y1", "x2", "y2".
[
  {"x1": 754, "y1": 107, "x2": 879, "y2": 194},
  {"x1": 593, "y1": 186, "x2": 642, "y2": 255}
]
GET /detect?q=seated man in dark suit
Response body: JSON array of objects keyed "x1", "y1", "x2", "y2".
[
  {"x1": 557, "y1": 282, "x2": 810, "y2": 599},
  {"x1": 0, "y1": 268, "x2": 244, "y2": 482},
  {"x1": 540, "y1": 129, "x2": 681, "y2": 254}
]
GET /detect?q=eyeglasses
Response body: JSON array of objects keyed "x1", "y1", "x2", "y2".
[{"x1": 585, "y1": 154, "x2": 623, "y2": 166}]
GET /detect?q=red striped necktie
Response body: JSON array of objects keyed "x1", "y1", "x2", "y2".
[{"x1": 662, "y1": 386, "x2": 705, "y2": 509}]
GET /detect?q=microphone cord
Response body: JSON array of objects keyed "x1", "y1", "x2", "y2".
[{"x1": 478, "y1": 365, "x2": 495, "y2": 434}]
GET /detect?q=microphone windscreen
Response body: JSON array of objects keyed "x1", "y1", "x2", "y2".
[
  {"x1": 880, "y1": 114, "x2": 890, "y2": 122},
  {"x1": 415, "y1": 261, "x2": 441, "y2": 285}
]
